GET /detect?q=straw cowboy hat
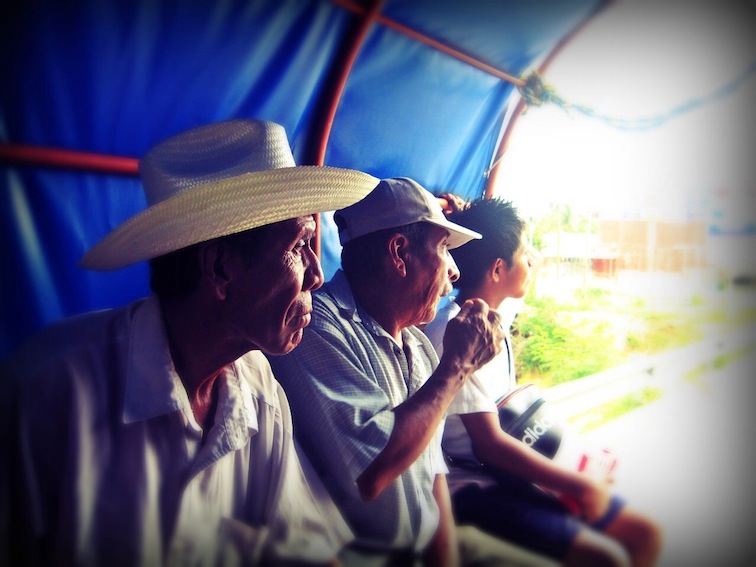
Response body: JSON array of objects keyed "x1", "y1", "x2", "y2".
[{"x1": 80, "y1": 119, "x2": 378, "y2": 270}]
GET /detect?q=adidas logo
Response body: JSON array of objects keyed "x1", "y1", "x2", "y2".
[{"x1": 520, "y1": 417, "x2": 555, "y2": 446}]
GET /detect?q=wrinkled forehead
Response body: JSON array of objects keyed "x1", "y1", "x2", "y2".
[
  {"x1": 267, "y1": 215, "x2": 317, "y2": 238},
  {"x1": 225, "y1": 215, "x2": 316, "y2": 255}
]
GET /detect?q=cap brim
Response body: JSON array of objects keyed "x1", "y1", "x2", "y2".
[
  {"x1": 80, "y1": 166, "x2": 378, "y2": 270},
  {"x1": 426, "y1": 218, "x2": 482, "y2": 249}
]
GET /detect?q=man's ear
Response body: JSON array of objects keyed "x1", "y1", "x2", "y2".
[
  {"x1": 387, "y1": 233, "x2": 410, "y2": 278},
  {"x1": 491, "y1": 257, "x2": 508, "y2": 282},
  {"x1": 198, "y1": 240, "x2": 232, "y2": 299}
]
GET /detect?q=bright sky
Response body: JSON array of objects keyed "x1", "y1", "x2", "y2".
[{"x1": 494, "y1": 1, "x2": 756, "y2": 229}]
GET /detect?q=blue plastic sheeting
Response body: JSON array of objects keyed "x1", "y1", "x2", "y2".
[
  {"x1": 328, "y1": 0, "x2": 599, "y2": 191},
  {"x1": 0, "y1": 0, "x2": 603, "y2": 359}
]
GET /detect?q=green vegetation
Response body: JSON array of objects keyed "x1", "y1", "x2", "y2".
[
  {"x1": 624, "y1": 311, "x2": 703, "y2": 354},
  {"x1": 530, "y1": 203, "x2": 597, "y2": 251},
  {"x1": 511, "y1": 293, "x2": 624, "y2": 388},
  {"x1": 511, "y1": 285, "x2": 734, "y2": 389},
  {"x1": 567, "y1": 387, "x2": 664, "y2": 433},
  {"x1": 684, "y1": 346, "x2": 753, "y2": 384},
  {"x1": 507, "y1": 278, "x2": 756, "y2": 431}
]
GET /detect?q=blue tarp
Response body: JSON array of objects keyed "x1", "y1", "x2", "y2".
[{"x1": 0, "y1": 0, "x2": 604, "y2": 359}]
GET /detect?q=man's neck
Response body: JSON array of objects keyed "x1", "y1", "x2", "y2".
[
  {"x1": 349, "y1": 279, "x2": 405, "y2": 342},
  {"x1": 160, "y1": 296, "x2": 240, "y2": 404}
]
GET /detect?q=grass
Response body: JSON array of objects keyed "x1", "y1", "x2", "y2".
[
  {"x1": 511, "y1": 284, "x2": 741, "y2": 390},
  {"x1": 512, "y1": 293, "x2": 626, "y2": 388},
  {"x1": 683, "y1": 346, "x2": 753, "y2": 385},
  {"x1": 508, "y1": 277, "x2": 756, "y2": 429},
  {"x1": 567, "y1": 387, "x2": 664, "y2": 433}
]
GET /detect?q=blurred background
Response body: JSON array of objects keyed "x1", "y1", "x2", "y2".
[{"x1": 493, "y1": 2, "x2": 756, "y2": 564}]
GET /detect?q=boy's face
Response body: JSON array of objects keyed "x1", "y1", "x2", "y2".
[{"x1": 501, "y1": 231, "x2": 537, "y2": 300}]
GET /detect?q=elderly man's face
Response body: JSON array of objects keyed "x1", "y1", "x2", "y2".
[
  {"x1": 405, "y1": 225, "x2": 460, "y2": 327},
  {"x1": 226, "y1": 215, "x2": 323, "y2": 355}
]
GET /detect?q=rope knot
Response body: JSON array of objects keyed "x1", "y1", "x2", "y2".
[{"x1": 517, "y1": 71, "x2": 558, "y2": 108}]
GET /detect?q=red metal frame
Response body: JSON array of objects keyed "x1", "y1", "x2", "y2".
[
  {"x1": 0, "y1": 143, "x2": 139, "y2": 176},
  {"x1": 311, "y1": 0, "x2": 385, "y2": 257},
  {"x1": 329, "y1": 0, "x2": 525, "y2": 86},
  {"x1": 0, "y1": 0, "x2": 610, "y2": 254}
]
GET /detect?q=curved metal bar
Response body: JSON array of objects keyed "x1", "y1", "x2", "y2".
[{"x1": 0, "y1": 143, "x2": 139, "y2": 176}]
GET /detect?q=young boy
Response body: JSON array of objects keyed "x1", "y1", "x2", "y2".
[{"x1": 424, "y1": 197, "x2": 662, "y2": 567}]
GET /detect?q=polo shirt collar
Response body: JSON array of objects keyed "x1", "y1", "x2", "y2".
[{"x1": 326, "y1": 270, "x2": 417, "y2": 348}]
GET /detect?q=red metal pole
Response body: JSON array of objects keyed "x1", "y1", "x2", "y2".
[
  {"x1": 316, "y1": 0, "x2": 384, "y2": 167},
  {"x1": 330, "y1": 0, "x2": 524, "y2": 87},
  {"x1": 0, "y1": 143, "x2": 139, "y2": 176},
  {"x1": 312, "y1": 0, "x2": 384, "y2": 257}
]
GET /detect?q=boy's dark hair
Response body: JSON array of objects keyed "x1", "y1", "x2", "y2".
[
  {"x1": 150, "y1": 224, "x2": 271, "y2": 299},
  {"x1": 448, "y1": 197, "x2": 526, "y2": 292},
  {"x1": 340, "y1": 222, "x2": 435, "y2": 285}
]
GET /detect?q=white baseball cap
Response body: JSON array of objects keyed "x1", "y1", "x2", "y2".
[{"x1": 334, "y1": 177, "x2": 481, "y2": 249}]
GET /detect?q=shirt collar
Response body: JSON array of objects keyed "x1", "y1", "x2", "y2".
[
  {"x1": 122, "y1": 296, "x2": 258, "y2": 436},
  {"x1": 326, "y1": 270, "x2": 402, "y2": 342},
  {"x1": 123, "y1": 296, "x2": 188, "y2": 424},
  {"x1": 325, "y1": 270, "x2": 360, "y2": 320}
]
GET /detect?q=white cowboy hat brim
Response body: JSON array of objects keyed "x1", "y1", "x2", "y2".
[{"x1": 80, "y1": 166, "x2": 378, "y2": 270}]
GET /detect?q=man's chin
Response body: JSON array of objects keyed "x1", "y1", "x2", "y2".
[
  {"x1": 260, "y1": 327, "x2": 306, "y2": 357},
  {"x1": 278, "y1": 329, "x2": 305, "y2": 355},
  {"x1": 288, "y1": 328, "x2": 305, "y2": 350},
  {"x1": 418, "y1": 307, "x2": 437, "y2": 327}
]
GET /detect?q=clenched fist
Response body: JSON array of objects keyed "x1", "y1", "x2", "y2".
[{"x1": 439, "y1": 298, "x2": 505, "y2": 378}]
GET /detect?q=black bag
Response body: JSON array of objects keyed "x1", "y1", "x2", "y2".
[
  {"x1": 444, "y1": 383, "x2": 565, "y2": 471},
  {"x1": 495, "y1": 383, "x2": 563, "y2": 459},
  {"x1": 446, "y1": 383, "x2": 617, "y2": 496}
]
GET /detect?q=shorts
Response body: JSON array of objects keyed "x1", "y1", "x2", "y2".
[{"x1": 452, "y1": 476, "x2": 625, "y2": 561}]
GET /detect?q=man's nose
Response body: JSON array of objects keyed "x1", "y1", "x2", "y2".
[
  {"x1": 447, "y1": 252, "x2": 460, "y2": 282},
  {"x1": 304, "y1": 247, "x2": 324, "y2": 291}
]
